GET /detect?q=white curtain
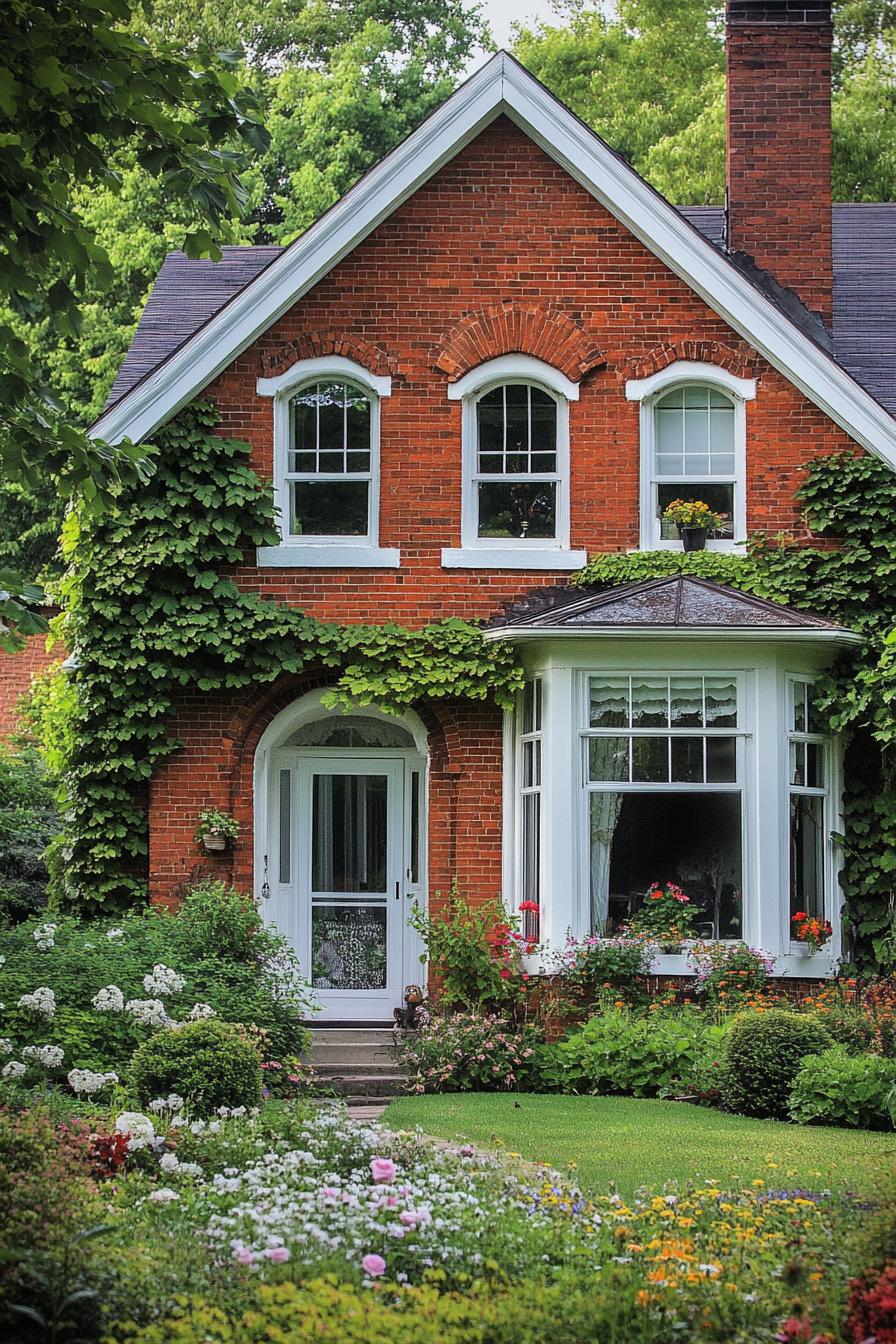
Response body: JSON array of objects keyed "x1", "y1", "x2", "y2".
[{"x1": 589, "y1": 790, "x2": 623, "y2": 933}]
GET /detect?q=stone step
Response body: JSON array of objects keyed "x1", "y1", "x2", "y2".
[
  {"x1": 308, "y1": 1027, "x2": 397, "y2": 1046},
  {"x1": 323, "y1": 1072, "x2": 407, "y2": 1098},
  {"x1": 314, "y1": 1059, "x2": 402, "y2": 1076},
  {"x1": 312, "y1": 1044, "x2": 401, "y2": 1068}
]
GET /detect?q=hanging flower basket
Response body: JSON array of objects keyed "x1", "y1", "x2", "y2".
[
  {"x1": 194, "y1": 809, "x2": 240, "y2": 854},
  {"x1": 201, "y1": 833, "x2": 228, "y2": 853}
]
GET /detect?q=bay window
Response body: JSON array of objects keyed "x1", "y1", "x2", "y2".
[{"x1": 788, "y1": 677, "x2": 828, "y2": 924}]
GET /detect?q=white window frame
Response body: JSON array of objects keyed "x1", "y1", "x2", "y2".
[
  {"x1": 517, "y1": 678, "x2": 543, "y2": 932},
  {"x1": 785, "y1": 674, "x2": 835, "y2": 946},
  {"x1": 626, "y1": 361, "x2": 755, "y2": 553},
  {"x1": 442, "y1": 355, "x2": 586, "y2": 570},
  {"x1": 256, "y1": 355, "x2": 399, "y2": 568}
]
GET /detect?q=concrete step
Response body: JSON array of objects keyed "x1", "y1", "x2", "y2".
[
  {"x1": 311, "y1": 1043, "x2": 400, "y2": 1068},
  {"x1": 323, "y1": 1072, "x2": 407, "y2": 1098},
  {"x1": 308, "y1": 1028, "x2": 397, "y2": 1046}
]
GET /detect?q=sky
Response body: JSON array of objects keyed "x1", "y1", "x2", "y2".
[{"x1": 468, "y1": 0, "x2": 564, "y2": 68}]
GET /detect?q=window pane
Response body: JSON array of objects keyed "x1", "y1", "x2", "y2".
[
  {"x1": 291, "y1": 450, "x2": 316, "y2": 474},
  {"x1": 790, "y1": 794, "x2": 824, "y2": 919},
  {"x1": 311, "y1": 773, "x2": 388, "y2": 893},
  {"x1": 704, "y1": 677, "x2": 737, "y2": 728},
  {"x1": 671, "y1": 736, "x2": 704, "y2": 782},
  {"x1": 670, "y1": 675, "x2": 703, "y2": 727},
  {"x1": 683, "y1": 407, "x2": 710, "y2": 459},
  {"x1": 478, "y1": 481, "x2": 556, "y2": 539},
  {"x1": 632, "y1": 735, "x2": 668, "y2": 782},
  {"x1": 805, "y1": 742, "x2": 824, "y2": 788},
  {"x1": 592, "y1": 791, "x2": 743, "y2": 940},
  {"x1": 656, "y1": 482, "x2": 735, "y2": 540},
  {"x1": 806, "y1": 688, "x2": 821, "y2": 735},
  {"x1": 477, "y1": 391, "x2": 504, "y2": 456},
  {"x1": 317, "y1": 450, "x2": 344, "y2": 474},
  {"x1": 790, "y1": 740, "x2": 806, "y2": 787},
  {"x1": 504, "y1": 384, "x2": 529, "y2": 458},
  {"x1": 682, "y1": 386, "x2": 709, "y2": 408},
  {"x1": 791, "y1": 681, "x2": 807, "y2": 733},
  {"x1": 590, "y1": 676, "x2": 629, "y2": 728},
  {"x1": 656, "y1": 407, "x2": 684, "y2": 474},
  {"x1": 278, "y1": 768, "x2": 291, "y2": 885},
  {"x1": 291, "y1": 480, "x2": 369, "y2": 536},
  {"x1": 522, "y1": 678, "x2": 541, "y2": 734},
  {"x1": 311, "y1": 903, "x2": 387, "y2": 990},
  {"x1": 292, "y1": 397, "x2": 317, "y2": 457},
  {"x1": 317, "y1": 382, "x2": 345, "y2": 450},
  {"x1": 706, "y1": 736, "x2": 737, "y2": 783},
  {"x1": 588, "y1": 736, "x2": 630, "y2": 782},
  {"x1": 523, "y1": 739, "x2": 541, "y2": 788},
  {"x1": 522, "y1": 793, "x2": 540, "y2": 904},
  {"x1": 345, "y1": 386, "x2": 371, "y2": 451},
  {"x1": 631, "y1": 676, "x2": 669, "y2": 727},
  {"x1": 530, "y1": 389, "x2": 557, "y2": 455},
  {"x1": 531, "y1": 452, "x2": 557, "y2": 474}
]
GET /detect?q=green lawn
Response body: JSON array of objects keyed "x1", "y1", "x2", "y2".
[{"x1": 383, "y1": 1094, "x2": 893, "y2": 1197}]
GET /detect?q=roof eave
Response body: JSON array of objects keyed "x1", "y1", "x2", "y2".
[{"x1": 483, "y1": 625, "x2": 863, "y2": 644}]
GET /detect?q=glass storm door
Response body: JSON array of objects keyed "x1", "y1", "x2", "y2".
[{"x1": 297, "y1": 757, "x2": 404, "y2": 1021}]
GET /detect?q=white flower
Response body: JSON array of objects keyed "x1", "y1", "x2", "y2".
[
  {"x1": 17, "y1": 987, "x2": 56, "y2": 1019},
  {"x1": 142, "y1": 964, "x2": 185, "y2": 997},
  {"x1": 159, "y1": 1151, "x2": 181, "y2": 1172},
  {"x1": 125, "y1": 998, "x2": 171, "y2": 1028},
  {"x1": 68, "y1": 1068, "x2": 118, "y2": 1096},
  {"x1": 148, "y1": 1187, "x2": 180, "y2": 1203},
  {"x1": 188, "y1": 1002, "x2": 216, "y2": 1020},
  {"x1": 0, "y1": 1039, "x2": 12, "y2": 1055},
  {"x1": 115, "y1": 1112, "x2": 156, "y2": 1151},
  {"x1": 1, "y1": 1061, "x2": 26, "y2": 1079},
  {"x1": 22, "y1": 1044, "x2": 64, "y2": 1069},
  {"x1": 92, "y1": 985, "x2": 125, "y2": 1013},
  {"x1": 106, "y1": 927, "x2": 124, "y2": 941},
  {"x1": 150, "y1": 1093, "x2": 184, "y2": 1114},
  {"x1": 33, "y1": 923, "x2": 58, "y2": 950}
]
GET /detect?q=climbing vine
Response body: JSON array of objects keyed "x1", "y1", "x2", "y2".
[
  {"x1": 43, "y1": 404, "x2": 523, "y2": 913},
  {"x1": 36, "y1": 401, "x2": 896, "y2": 964}
]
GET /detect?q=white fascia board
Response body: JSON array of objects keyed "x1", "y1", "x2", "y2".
[
  {"x1": 94, "y1": 52, "x2": 896, "y2": 472},
  {"x1": 498, "y1": 60, "x2": 896, "y2": 468},
  {"x1": 482, "y1": 626, "x2": 863, "y2": 645}
]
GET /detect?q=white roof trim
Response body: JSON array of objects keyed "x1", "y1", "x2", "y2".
[
  {"x1": 626, "y1": 361, "x2": 756, "y2": 403},
  {"x1": 257, "y1": 355, "x2": 392, "y2": 399},
  {"x1": 483, "y1": 626, "x2": 863, "y2": 645},
  {"x1": 93, "y1": 52, "x2": 896, "y2": 471},
  {"x1": 446, "y1": 354, "x2": 580, "y2": 401}
]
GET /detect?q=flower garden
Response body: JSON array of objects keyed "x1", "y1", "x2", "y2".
[{"x1": 1, "y1": 883, "x2": 895, "y2": 1342}]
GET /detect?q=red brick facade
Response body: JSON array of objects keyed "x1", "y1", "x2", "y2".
[
  {"x1": 127, "y1": 117, "x2": 859, "y2": 908},
  {"x1": 726, "y1": 1, "x2": 834, "y2": 325},
  {"x1": 0, "y1": 629, "x2": 60, "y2": 741}
]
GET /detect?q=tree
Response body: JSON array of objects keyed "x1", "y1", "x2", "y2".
[
  {"x1": 514, "y1": 0, "x2": 896, "y2": 204},
  {"x1": 0, "y1": 0, "x2": 270, "y2": 647}
]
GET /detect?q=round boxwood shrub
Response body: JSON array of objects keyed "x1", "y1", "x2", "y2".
[
  {"x1": 722, "y1": 1009, "x2": 833, "y2": 1119},
  {"x1": 129, "y1": 1019, "x2": 262, "y2": 1114}
]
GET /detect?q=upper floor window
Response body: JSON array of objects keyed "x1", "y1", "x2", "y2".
[
  {"x1": 442, "y1": 354, "x2": 586, "y2": 571},
  {"x1": 256, "y1": 355, "x2": 398, "y2": 568},
  {"x1": 626, "y1": 362, "x2": 755, "y2": 552}
]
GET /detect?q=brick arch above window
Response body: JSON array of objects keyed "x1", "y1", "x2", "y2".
[
  {"x1": 435, "y1": 302, "x2": 605, "y2": 385},
  {"x1": 628, "y1": 340, "x2": 757, "y2": 384},
  {"x1": 258, "y1": 331, "x2": 393, "y2": 381}
]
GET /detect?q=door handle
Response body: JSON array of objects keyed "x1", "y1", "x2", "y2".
[{"x1": 395, "y1": 881, "x2": 401, "y2": 901}]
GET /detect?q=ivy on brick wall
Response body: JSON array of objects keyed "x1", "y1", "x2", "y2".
[
  {"x1": 577, "y1": 453, "x2": 896, "y2": 969},
  {"x1": 42, "y1": 403, "x2": 523, "y2": 913}
]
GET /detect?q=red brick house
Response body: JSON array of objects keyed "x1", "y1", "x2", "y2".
[{"x1": 89, "y1": 2, "x2": 895, "y2": 1019}]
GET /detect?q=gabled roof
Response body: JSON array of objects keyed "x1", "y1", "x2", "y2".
[
  {"x1": 92, "y1": 52, "x2": 896, "y2": 471},
  {"x1": 484, "y1": 577, "x2": 861, "y2": 644}
]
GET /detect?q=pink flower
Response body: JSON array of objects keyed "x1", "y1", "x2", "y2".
[
  {"x1": 399, "y1": 1210, "x2": 419, "y2": 1226},
  {"x1": 265, "y1": 1247, "x2": 290, "y2": 1263},
  {"x1": 362, "y1": 1253, "x2": 386, "y2": 1277},
  {"x1": 234, "y1": 1248, "x2": 256, "y2": 1265},
  {"x1": 370, "y1": 1157, "x2": 397, "y2": 1183}
]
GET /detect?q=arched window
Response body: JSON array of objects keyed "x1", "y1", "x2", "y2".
[
  {"x1": 256, "y1": 355, "x2": 397, "y2": 568},
  {"x1": 443, "y1": 354, "x2": 585, "y2": 570},
  {"x1": 626, "y1": 362, "x2": 755, "y2": 551}
]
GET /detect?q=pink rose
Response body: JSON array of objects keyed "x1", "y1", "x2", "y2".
[
  {"x1": 362, "y1": 1253, "x2": 386, "y2": 1277},
  {"x1": 234, "y1": 1248, "x2": 255, "y2": 1265},
  {"x1": 370, "y1": 1157, "x2": 397, "y2": 1183},
  {"x1": 265, "y1": 1247, "x2": 290, "y2": 1263}
]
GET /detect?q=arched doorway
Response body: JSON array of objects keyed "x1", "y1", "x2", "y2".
[{"x1": 253, "y1": 691, "x2": 427, "y2": 1021}]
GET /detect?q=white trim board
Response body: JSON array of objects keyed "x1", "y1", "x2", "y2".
[{"x1": 93, "y1": 52, "x2": 896, "y2": 472}]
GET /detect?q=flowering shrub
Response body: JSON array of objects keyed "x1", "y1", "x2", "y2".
[
  {"x1": 845, "y1": 1263, "x2": 896, "y2": 1344},
  {"x1": 409, "y1": 892, "x2": 532, "y2": 1010},
  {"x1": 689, "y1": 942, "x2": 776, "y2": 1008},
  {"x1": 723, "y1": 1010, "x2": 833, "y2": 1120},
  {"x1": 788, "y1": 1047, "x2": 896, "y2": 1130},
  {"x1": 626, "y1": 883, "x2": 699, "y2": 944},
  {"x1": 260, "y1": 1056, "x2": 317, "y2": 1100},
  {"x1": 548, "y1": 935, "x2": 653, "y2": 1005},
  {"x1": 791, "y1": 912, "x2": 834, "y2": 952},
  {"x1": 555, "y1": 1007, "x2": 729, "y2": 1099},
  {"x1": 130, "y1": 1020, "x2": 263, "y2": 1115},
  {"x1": 0, "y1": 886, "x2": 313, "y2": 1087},
  {"x1": 400, "y1": 1011, "x2": 545, "y2": 1092}
]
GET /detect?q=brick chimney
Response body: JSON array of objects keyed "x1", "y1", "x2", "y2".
[{"x1": 725, "y1": 1, "x2": 833, "y2": 328}]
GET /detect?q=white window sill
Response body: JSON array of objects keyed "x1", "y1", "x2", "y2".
[
  {"x1": 441, "y1": 547, "x2": 588, "y2": 571},
  {"x1": 256, "y1": 545, "x2": 401, "y2": 569},
  {"x1": 638, "y1": 540, "x2": 746, "y2": 555},
  {"x1": 649, "y1": 950, "x2": 836, "y2": 978}
]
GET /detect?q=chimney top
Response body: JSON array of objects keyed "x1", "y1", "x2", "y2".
[{"x1": 726, "y1": 2, "x2": 831, "y2": 22}]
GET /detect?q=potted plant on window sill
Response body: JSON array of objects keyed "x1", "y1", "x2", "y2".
[
  {"x1": 624, "y1": 882, "x2": 700, "y2": 954},
  {"x1": 195, "y1": 809, "x2": 240, "y2": 854},
  {"x1": 662, "y1": 499, "x2": 724, "y2": 552},
  {"x1": 790, "y1": 911, "x2": 833, "y2": 954}
]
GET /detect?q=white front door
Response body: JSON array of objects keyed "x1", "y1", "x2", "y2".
[{"x1": 297, "y1": 756, "x2": 405, "y2": 1021}]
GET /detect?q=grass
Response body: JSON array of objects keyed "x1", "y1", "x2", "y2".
[{"x1": 383, "y1": 1093, "x2": 894, "y2": 1197}]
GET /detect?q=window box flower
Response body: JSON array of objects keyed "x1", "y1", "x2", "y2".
[{"x1": 661, "y1": 499, "x2": 724, "y2": 552}]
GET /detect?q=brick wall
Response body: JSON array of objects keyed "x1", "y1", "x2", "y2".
[
  {"x1": 726, "y1": 1, "x2": 834, "y2": 324},
  {"x1": 0, "y1": 632, "x2": 60, "y2": 741},
  {"x1": 147, "y1": 116, "x2": 861, "y2": 905}
]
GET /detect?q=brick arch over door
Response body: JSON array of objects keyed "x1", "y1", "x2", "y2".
[{"x1": 435, "y1": 301, "x2": 606, "y2": 384}]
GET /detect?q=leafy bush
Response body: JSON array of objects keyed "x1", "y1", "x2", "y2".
[
  {"x1": 555, "y1": 1008, "x2": 728, "y2": 1099},
  {"x1": 130, "y1": 1020, "x2": 262, "y2": 1114},
  {"x1": 688, "y1": 942, "x2": 776, "y2": 1009},
  {"x1": 722, "y1": 1010, "x2": 833, "y2": 1119},
  {"x1": 845, "y1": 1264, "x2": 896, "y2": 1344},
  {"x1": 788, "y1": 1046, "x2": 896, "y2": 1130},
  {"x1": 409, "y1": 892, "x2": 531, "y2": 1011},
  {"x1": 0, "y1": 889, "x2": 313, "y2": 1086},
  {"x1": 400, "y1": 1011, "x2": 545, "y2": 1093},
  {"x1": 548, "y1": 936, "x2": 653, "y2": 1005},
  {"x1": 0, "y1": 745, "x2": 58, "y2": 926}
]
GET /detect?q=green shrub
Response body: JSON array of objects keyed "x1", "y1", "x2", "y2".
[
  {"x1": 0, "y1": 745, "x2": 58, "y2": 926},
  {"x1": 400, "y1": 1012, "x2": 545, "y2": 1092},
  {"x1": 130, "y1": 1019, "x2": 262, "y2": 1114},
  {"x1": 722, "y1": 1009, "x2": 833, "y2": 1119},
  {"x1": 555, "y1": 1008, "x2": 728, "y2": 1098},
  {"x1": 409, "y1": 891, "x2": 529, "y2": 1011},
  {"x1": 170, "y1": 881, "x2": 276, "y2": 964},
  {"x1": 548, "y1": 936, "x2": 652, "y2": 1005},
  {"x1": 803, "y1": 1005, "x2": 876, "y2": 1055},
  {"x1": 788, "y1": 1046, "x2": 896, "y2": 1130}
]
